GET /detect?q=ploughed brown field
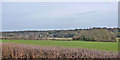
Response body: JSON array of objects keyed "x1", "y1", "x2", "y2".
[{"x1": 2, "y1": 43, "x2": 118, "y2": 59}]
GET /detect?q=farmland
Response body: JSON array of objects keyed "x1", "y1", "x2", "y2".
[
  {"x1": 2, "y1": 40, "x2": 118, "y2": 52},
  {"x1": 1, "y1": 28, "x2": 119, "y2": 59}
]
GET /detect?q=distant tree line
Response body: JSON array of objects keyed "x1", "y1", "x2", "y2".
[{"x1": 1, "y1": 27, "x2": 119, "y2": 42}]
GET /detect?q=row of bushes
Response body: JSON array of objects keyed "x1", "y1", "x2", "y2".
[{"x1": 2, "y1": 43, "x2": 118, "y2": 59}]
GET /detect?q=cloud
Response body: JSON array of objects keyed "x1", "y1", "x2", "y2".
[{"x1": 76, "y1": 11, "x2": 99, "y2": 16}]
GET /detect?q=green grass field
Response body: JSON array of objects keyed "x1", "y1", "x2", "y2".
[{"x1": 2, "y1": 40, "x2": 118, "y2": 52}]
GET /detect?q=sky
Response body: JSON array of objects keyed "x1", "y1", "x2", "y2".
[
  {"x1": 2, "y1": 2, "x2": 118, "y2": 31},
  {"x1": 2, "y1": 0, "x2": 119, "y2": 2}
]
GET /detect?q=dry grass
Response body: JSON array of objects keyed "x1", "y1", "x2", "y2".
[{"x1": 2, "y1": 43, "x2": 118, "y2": 59}]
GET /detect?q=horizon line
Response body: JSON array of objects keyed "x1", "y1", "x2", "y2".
[{"x1": 1, "y1": 27, "x2": 119, "y2": 32}]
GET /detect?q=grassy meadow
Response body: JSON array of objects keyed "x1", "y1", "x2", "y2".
[{"x1": 2, "y1": 40, "x2": 118, "y2": 52}]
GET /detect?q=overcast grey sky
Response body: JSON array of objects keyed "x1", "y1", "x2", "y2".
[{"x1": 2, "y1": 2, "x2": 118, "y2": 31}]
